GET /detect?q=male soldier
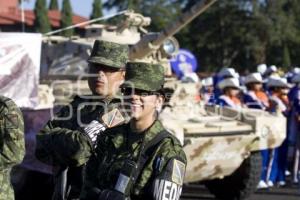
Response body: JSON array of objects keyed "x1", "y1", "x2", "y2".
[
  {"x1": 0, "y1": 95, "x2": 25, "y2": 200},
  {"x1": 35, "y1": 40, "x2": 128, "y2": 200},
  {"x1": 80, "y1": 62, "x2": 187, "y2": 200}
]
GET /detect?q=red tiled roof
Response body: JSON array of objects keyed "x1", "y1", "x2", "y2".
[
  {"x1": 0, "y1": 0, "x2": 18, "y2": 13},
  {"x1": 0, "y1": 17, "x2": 13, "y2": 24},
  {"x1": 0, "y1": 9, "x2": 88, "y2": 28}
]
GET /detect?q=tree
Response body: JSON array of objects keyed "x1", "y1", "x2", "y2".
[
  {"x1": 253, "y1": 0, "x2": 300, "y2": 68},
  {"x1": 104, "y1": 0, "x2": 142, "y2": 12},
  {"x1": 49, "y1": 0, "x2": 59, "y2": 10},
  {"x1": 34, "y1": 0, "x2": 51, "y2": 33},
  {"x1": 90, "y1": 0, "x2": 103, "y2": 22},
  {"x1": 283, "y1": 44, "x2": 291, "y2": 68},
  {"x1": 104, "y1": 0, "x2": 300, "y2": 71},
  {"x1": 61, "y1": 0, "x2": 73, "y2": 37},
  {"x1": 175, "y1": 0, "x2": 256, "y2": 72},
  {"x1": 176, "y1": 0, "x2": 300, "y2": 72},
  {"x1": 104, "y1": 0, "x2": 181, "y2": 31}
]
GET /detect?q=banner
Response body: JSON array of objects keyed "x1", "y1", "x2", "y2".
[
  {"x1": 170, "y1": 49, "x2": 198, "y2": 79},
  {"x1": 0, "y1": 33, "x2": 42, "y2": 108}
]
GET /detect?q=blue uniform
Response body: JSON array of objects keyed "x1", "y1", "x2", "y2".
[
  {"x1": 216, "y1": 95, "x2": 241, "y2": 109},
  {"x1": 287, "y1": 86, "x2": 300, "y2": 183},
  {"x1": 243, "y1": 91, "x2": 268, "y2": 110},
  {"x1": 212, "y1": 75, "x2": 222, "y2": 101},
  {"x1": 267, "y1": 95, "x2": 289, "y2": 184},
  {"x1": 243, "y1": 91, "x2": 270, "y2": 184},
  {"x1": 288, "y1": 86, "x2": 300, "y2": 144}
]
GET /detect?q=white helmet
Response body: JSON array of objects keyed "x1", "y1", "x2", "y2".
[
  {"x1": 264, "y1": 65, "x2": 277, "y2": 76},
  {"x1": 292, "y1": 73, "x2": 300, "y2": 83},
  {"x1": 202, "y1": 77, "x2": 213, "y2": 86},
  {"x1": 292, "y1": 67, "x2": 300, "y2": 74},
  {"x1": 257, "y1": 64, "x2": 267, "y2": 74}
]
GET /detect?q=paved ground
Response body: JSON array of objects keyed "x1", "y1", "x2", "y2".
[{"x1": 181, "y1": 182, "x2": 300, "y2": 200}]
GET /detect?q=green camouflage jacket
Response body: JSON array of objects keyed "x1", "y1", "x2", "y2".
[
  {"x1": 35, "y1": 95, "x2": 122, "y2": 199},
  {"x1": 36, "y1": 95, "x2": 122, "y2": 167},
  {"x1": 0, "y1": 96, "x2": 25, "y2": 200},
  {"x1": 80, "y1": 120, "x2": 187, "y2": 200}
]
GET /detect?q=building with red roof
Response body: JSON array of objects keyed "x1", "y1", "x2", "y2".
[{"x1": 0, "y1": 0, "x2": 88, "y2": 34}]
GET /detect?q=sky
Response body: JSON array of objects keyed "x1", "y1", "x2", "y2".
[{"x1": 20, "y1": 0, "x2": 110, "y2": 18}]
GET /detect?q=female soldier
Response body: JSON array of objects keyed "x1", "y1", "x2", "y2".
[{"x1": 80, "y1": 62, "x2": 187, "y2": 200}]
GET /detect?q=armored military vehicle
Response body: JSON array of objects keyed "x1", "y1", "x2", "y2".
[
  {"x1": 40, "y1": 0, "x2": 286, "y2": 199},
  {"x1": 160, "y1": 83, "x2": 286, "y2": 199}
]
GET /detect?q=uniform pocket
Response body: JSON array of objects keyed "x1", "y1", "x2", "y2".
[{"x1": 4, "y1": 114, "x2": 22, "y2": 141}]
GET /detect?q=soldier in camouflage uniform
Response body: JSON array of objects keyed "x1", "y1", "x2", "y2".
[
  {"x1": 35, "y1": 40, "x2": 128, "y2": 200},
  {"x1": 80, "y1": 62, "x2": 187, "y2": 200},
  {"x1": 0, "y1": 95, "x2": 25, "y2": 200}
]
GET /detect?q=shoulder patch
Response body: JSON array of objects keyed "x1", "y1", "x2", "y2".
[
  {"x1": 171, "y1": 159, "x2": 185, "y2": 186},
  {"x1": 102, "y1": 108, "x2": 125, "y2": 128},
  {"x1": 5, "y1": 114, "x2": 19, "y2": 129}
]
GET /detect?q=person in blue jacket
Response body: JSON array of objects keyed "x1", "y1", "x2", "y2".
[
  {"x1": 243, "y1": 73, "x2": 270, "y2": 189},
  {"x1": 288, "y1": 74, "x2": 300, "y2": 184},
  {"x1": 216, "y1": 77, "x2": 242, "y2": 109},
  {"x1": 243, "y1": 73, "x2": 269, "y2": 110},
  {"x1": 266, "y1": 77, "x2": 290, "y2": 187},
  {"x1": 212, "y1": 68, "x2": 239, "y2": 103}
]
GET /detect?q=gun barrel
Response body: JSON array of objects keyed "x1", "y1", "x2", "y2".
[{"x1": 130, "y1": 0, "x2": 217, "y2": 60}]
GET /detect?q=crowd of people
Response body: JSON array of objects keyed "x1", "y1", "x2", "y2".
[{"x1": 199, "y1": 64, "x2": 300, "y2": 189}]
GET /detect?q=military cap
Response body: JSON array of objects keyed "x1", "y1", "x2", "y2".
[
  {"x1": 88, "y1": 40, "x2": 129, "y2": 69},
  {"x1": 121, "y1": 62, "x2": 164, "y2": 91}
]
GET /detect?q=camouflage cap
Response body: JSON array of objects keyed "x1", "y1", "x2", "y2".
[
  {"x1": 87, "y1": 40, "x2": 129, "y2": 69},
  {"x1": 121, "y1": 62, "x2": 164, "y2": 91}
]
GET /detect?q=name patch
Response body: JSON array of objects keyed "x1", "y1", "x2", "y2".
[{"x1": 154, "y1": 179, "x2": 182, "y2": 200}]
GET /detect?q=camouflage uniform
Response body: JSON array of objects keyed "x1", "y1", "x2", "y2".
[
  {"x1": 35, "y1": 40, "x2": 128, "y2": 200},
  {"x1": 36, "y1": 96, "x2": 123, "y2": 167},
  {"x1": 80, "y1": 63, "x2": 187, "y2": 200},
  {"x1": 0, "y1": 95, "x2": 25, "y2": 200}
]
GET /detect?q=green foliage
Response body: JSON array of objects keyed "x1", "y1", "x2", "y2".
[
  {"x1": 177, "y1": 0, "x2": 256, "y2": 72},
  {"x1": 34, "y1": 0, "x2": 51, "y2": 33},
  {"x1": 104, "y1": 0, "x2": 181, "y2": 31},
  {"x1": 177, "y1": 0, "x2": 300, "y2": 72},
  {"x1": 90, "y1": 0, "x2": 103, "y2": 22},
  {"x1": 283, "y1": 44, "x2": 291, "y2": 68},
  {"x1": 49, "y1": 0, "x2": 59, "y2": 10},
  {"x1": 104, "y1": 0, "x2": 142, "y2": 12},
  {"x1": 61, "y1": 0, "x2": 73, "y2": 37},
  {"x1": 104, "y1": 0, "x2": 300, "y2": 72}
]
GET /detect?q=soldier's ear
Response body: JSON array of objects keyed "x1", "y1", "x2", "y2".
[{"x1": 155, "y1": 95, "x2": 164, "y2": 112}]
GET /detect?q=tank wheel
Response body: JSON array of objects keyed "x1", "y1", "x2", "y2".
[{"x1": 204, "y1": 151, "x2": 262, "y2": 200}]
